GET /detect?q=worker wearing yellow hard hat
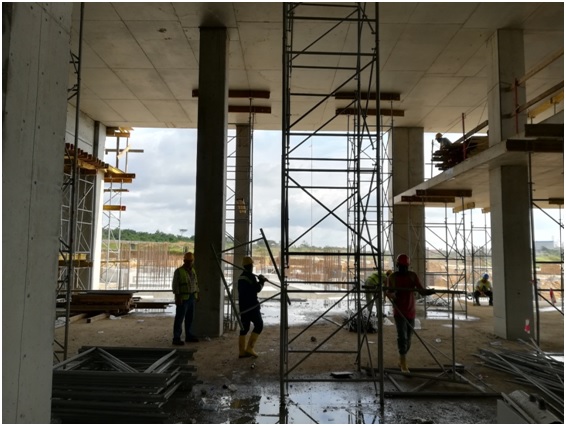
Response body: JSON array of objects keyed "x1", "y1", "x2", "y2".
[{"x1": 238, "y1": 256, "x2": 267, "y2": 358}]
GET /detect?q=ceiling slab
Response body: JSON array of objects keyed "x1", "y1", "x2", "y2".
[{"x1": 70, "y1": 2, "x2": 563, "y2": 133}]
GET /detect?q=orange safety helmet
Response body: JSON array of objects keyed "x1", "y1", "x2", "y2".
[
  {"x1": 242, "y1": 256, "x2": 254, "y2": 266},
  {"x1": 396, "y1": 254, "x2": 410, "y2": 266}
]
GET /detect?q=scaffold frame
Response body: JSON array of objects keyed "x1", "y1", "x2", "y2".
[{"x1": 281, "y1": 2, "x2": 388, "y2": 401}]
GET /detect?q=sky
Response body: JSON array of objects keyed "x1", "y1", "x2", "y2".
[{"x1": 104, "y1": 128, "x2": 563, "y2": 249}]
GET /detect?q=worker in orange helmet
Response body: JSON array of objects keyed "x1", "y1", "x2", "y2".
[
  {"x1": 238, "y1": 256, "x2": 267, "y2": 358},
  {"x1": 386, "y1": 254, "x2": 434, "y2": 373}
]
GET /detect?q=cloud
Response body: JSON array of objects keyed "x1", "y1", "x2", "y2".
[{"x1": 106, "y1": 129, "x2": 562, "y2": 248}]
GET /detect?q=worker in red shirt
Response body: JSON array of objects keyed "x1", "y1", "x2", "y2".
[{"x1": 386, "y1": 254, "x2": 434, "y2": 373}]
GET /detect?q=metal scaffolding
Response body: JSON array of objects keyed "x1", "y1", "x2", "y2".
[
  {"x1": 55, "y1": 3, "x2": 85, "y2": 363},
  {"x1": 224, "y1": 123, "x2": 255, "y2": 329},
  {"x1": 281, "y1": 2, "x2": 386, "y2": 398},
  {"x1": 101, "y1": 131, "x2": 138, "y2": 290},
  {"x1": 422, "y1": 200, "x2": 469, "y2": 318}
]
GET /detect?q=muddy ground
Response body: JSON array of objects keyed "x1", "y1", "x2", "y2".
[{"x1": 54, "y1": 298, "x2": 564, "y2": 424}]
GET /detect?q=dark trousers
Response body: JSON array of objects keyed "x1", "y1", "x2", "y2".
[
  {"x1": 394, "y1": 316, "x2": 415, "y2": 356},
  {"x1": 240, "y1": 309, "x2": 263, "y2": 335},
  {"x1": 173, "y1": 294, "x2": 196, "y2": 341},
  {"x1": 474, "y1": 290, "x2": 493, "y2": 305}
]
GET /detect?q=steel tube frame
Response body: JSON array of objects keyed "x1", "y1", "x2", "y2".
[{"x1": 281, "y1": 2, "x2": 384, "y2": 405}]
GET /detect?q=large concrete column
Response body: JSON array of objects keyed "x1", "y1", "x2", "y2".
[
  {"x1": 232, "y1": 124, "x2": 252, "y2": 288},
  {"x1": 487, "y1": 29, "x2": 532, "y2": 340},
  {"x1": 390, "y1": 127, "x2": 425, "y2": 280},
  {"x1": 193, "y1": 27, "x2": 228, "y2": 338},
  {"x1": 2, "y1": 3, "x2": 73, "y2": 423}
]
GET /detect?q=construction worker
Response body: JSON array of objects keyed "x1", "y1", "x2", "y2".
[
  {"x1": 435, "y1": 132, "x2": 452, "y2": 149},
  {"x1": 238, "y1": 256, "x2": 267, "y2": 358},
  {"x1": 364, "y1": 269, "x2": 393, "y2": 316},
  {"x1": 172, "y1": 252, "x2": 199, "y2": 345},
  {"x1": 474, "y1": 273, "x2": 493, "y2": 306},
  {"x1": 386, "y1": 254, "x2": 434, "y2": 373}
]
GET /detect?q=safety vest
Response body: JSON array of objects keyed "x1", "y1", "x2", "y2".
[
  {"x1": 366, "y1": 272, "x2": 386, "y2": 287},
  {"x1": 178, "y1": 267, "x2": 198, "y2": 299}
]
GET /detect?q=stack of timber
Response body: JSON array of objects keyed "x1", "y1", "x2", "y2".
[
  {"x1": 59, "y1": 291, "x2": 136, "y2": 315},
  {"x1": 52, "y1": 346, "x2": 200, "y2": 424},
  {"x1": 432, "y1": 136, "x2": 488, "y2": 171}
]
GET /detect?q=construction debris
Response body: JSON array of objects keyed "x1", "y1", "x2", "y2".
[
  {"x1": 474, "y1": 339, "x2": 564, "y2": 421},
  {"x1": 51, "y1": 346, "x2": 201, "y2": 423}
]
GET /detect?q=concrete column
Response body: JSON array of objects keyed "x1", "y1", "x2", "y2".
[
  {"x1": 487, "y1": 29, "x2": 532, "y2": 340},
  {"x1": 490, "y1": 166, "x2": 533, "y2": 339},
  {"x1": 2, "y1": 3, "x2": 73, "y2": 423},
  {"x1": 390, "y1": 127, "x2": 425, "y2": 280},
  {"x1": 232, "y1": 124, "x2": 252, "y2": 291},
  {"x1": 90, "y1": 121, "x2": 107, "y2": 290},
  {"x1": 487, "y1": 29, "x2": 527, "y2": 145},
  {"x1": 193, "y1": 27, "x2": 228, "y2": 338}
]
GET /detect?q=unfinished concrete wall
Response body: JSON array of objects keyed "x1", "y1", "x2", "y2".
[{"x1": 2, "y1": 3, "x2": 73, "y2": 423}]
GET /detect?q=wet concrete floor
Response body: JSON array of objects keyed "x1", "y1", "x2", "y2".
[{"x1": 166, "y1": 377, "x2": 498, "y2": 424}]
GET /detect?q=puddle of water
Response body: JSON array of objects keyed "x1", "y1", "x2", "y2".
[{"x1": 212, "y1": 385, "x2": 383, "y2": 424}]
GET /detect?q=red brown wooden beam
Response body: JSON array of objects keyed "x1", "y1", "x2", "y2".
[
  {"x1": 401, "y1": 195, "x2": 456, "y2": 203},
  {"x1": 228, "y1": 105, "x2": 271, "y2": 114},
  {"x1": 336, "y1": 108, "x2": 404, "y2": 117},
  {"x1": 192, "y1": 89, "x2": 270, "y2": 99},
  {"x1": 505, "y1": 139, "x2": 564, "y2": 152},
  {"x1": 416, "y1": 189, "x2": 472, "y2": 197},
  {"x1": 335, "y1": 92, "x2": 401, "y2": 101}
]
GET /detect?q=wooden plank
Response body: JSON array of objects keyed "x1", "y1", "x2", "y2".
[
  {"x1": 506, "y1": 138, "x2": 564, "y2": 153},
  {"x1": 86, "y1": 313, "x2": 109, "y2": 323},
  {"x1": 524, "y1": 123, "x2": 564, "y2": 138},
  {"x1": 335, "y1": 92, "x2": 401, "y2": 101},
  {"x1": 416, "y1": 189, "x2": 472, "y2": 197},
  {"x1": 69, "y1": 313, "x2": 87, "y2": 323},
  {"x1": 336, "y1": 108, "x2": 404, "y2": 117}
]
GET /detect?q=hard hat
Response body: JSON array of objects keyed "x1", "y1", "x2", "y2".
[
  {"x1": 435, "y1": 132, "x2": 442, "y2": 139},
  {"x1": 396, "y1": 254, "x2": 410, "y2": 266},
  {"x1": 482, "y1": 273, "x2": 489, "y2": 280},
  {"x1": 242, "y1": 256, "x2": 254, "y2": 266},
  {"x1": 386, "y1": 269, "x2": 393, "y2": 276},
  {"x1": 184, "y1": 252, "x2": 194, "y2": 261}
]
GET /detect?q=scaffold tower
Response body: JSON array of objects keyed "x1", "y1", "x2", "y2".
[
  {"x1": 281, "y1": 2, "x2": 390, "y2": 399},
  {"x1": 101, "y1": 129, "x2": 138, "y2": 290}
]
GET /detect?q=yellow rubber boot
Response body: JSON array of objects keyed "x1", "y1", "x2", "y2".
[
  {"x1": 399, "y1": 355, "x2": 410, "y2": 373},
  {"x1": 239, "y1": 335, "x2": 251, "y2": 358},
  {"x1": 245, "y1": 332, "x2": 260, "y2": 357}
]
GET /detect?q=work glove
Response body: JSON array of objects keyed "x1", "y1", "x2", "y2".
[{"x1": 258, "y1": 274, "x2": 267, "y2": 283}]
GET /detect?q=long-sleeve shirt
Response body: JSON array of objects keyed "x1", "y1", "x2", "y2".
[{"x1": 238, "y1": 270, "x2": 263, "y2": 313}]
